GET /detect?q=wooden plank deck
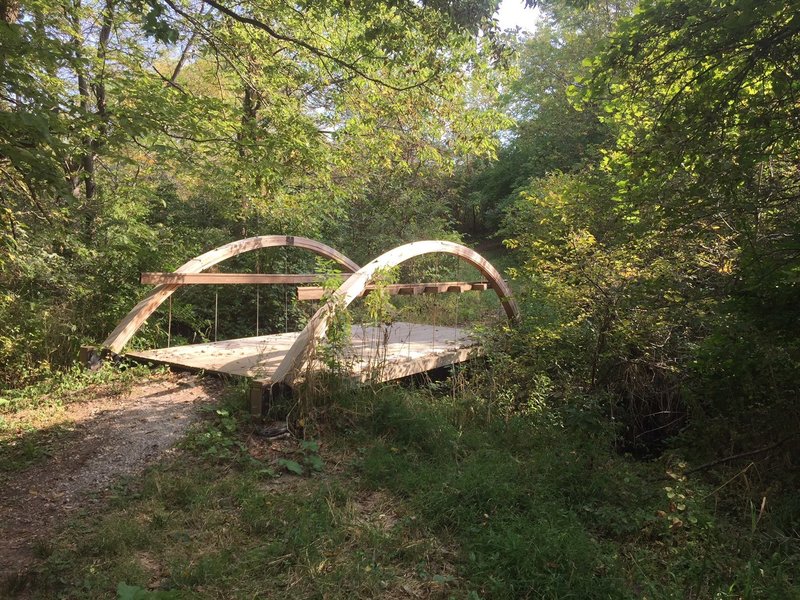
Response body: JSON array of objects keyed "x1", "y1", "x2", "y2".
[{"x1": 125, "y1": 322, "x2": 480, "y2": 383}]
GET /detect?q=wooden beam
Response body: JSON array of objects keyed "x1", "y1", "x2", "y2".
[
  {"x1": 79, "y1": 345, "x2": 97, "y2": 366},
  {"x1": 250, "y1": 380, "x2": 266, "y2": 417},
  {"x1": 141, "y1": 272, "x2": 351, "y2": 285},
  {"x1": 296, "y1": 281, "x2": 489, "y2": 301},
  {"x1": 102, "y1": 236, "x2": 360, "y2": 353},
  {"x1": 273, "y1": 240, "x2": 519, "y2": 386}
]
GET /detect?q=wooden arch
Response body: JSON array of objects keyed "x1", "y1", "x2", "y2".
[
  {"x1": 103, "y1": 235, "x2": 360, "y2": 353},
  {"x1": 271, "y1": 240, "x2": 519, "y2": 385}
]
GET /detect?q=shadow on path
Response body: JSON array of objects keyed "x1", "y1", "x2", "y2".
[{"x1": 0, "y1": 374, "x2": 223, "y2": 590}]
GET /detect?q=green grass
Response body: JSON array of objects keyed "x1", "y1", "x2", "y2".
[
  {"x1": 0, "y1": 362, "x2": 160, "y2": 415},
  {"x1": 9, "y1": 380, "x2": 800, "y2": 599},
  {"x1": 0, "y1": 421, "x2": 77, "y2": 476}
]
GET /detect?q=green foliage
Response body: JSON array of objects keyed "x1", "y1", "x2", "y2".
[
  {"x1": 318, "y1": 265, "x2": 354, "y2": 372},
  {"x1": 498, "y1": 170, "x2": 694, "y2": 448},
  {"x1": 354, "y1": 386, "x2": 796, "y2": 598},
  {"x1": 0, "y1": 0, "x2": 507, "y2": 389},
  {"x1": 276, "y1": 440, "x2": 324, "y2": 475},
  {"x1": 574, "y1": 0, "x2": 800, "y2": 450},
  {"x1": 363, "y1": 267, "x2": 399, "y2": 325},
  {"x1": 117, "y1": 582, "x2": 180, "y2": 599},
  {"x1": 4, "y1": 0, "x2": 800, "y2": 596},
  {"x1": 14, "y1": 381, "x2": 796, "y2": 599},
  {"x1": 182, "y1": 383, "x2": 253, "y2": 462},
  {"x1": 461, "y1": 2, "x2": 628, "y2": 232},
  {"x1": 186, "y1": 407, "x2": 243, "y2": 461},
  {"x1": 276, "y1": 457, "x2": 304, "y2": 475},
  {"x1": 0, "y1": 362, "x2": 157, "y2": 414},
  {"x1": 476, "y1": 0, "x2": 800, "y2": 462}
]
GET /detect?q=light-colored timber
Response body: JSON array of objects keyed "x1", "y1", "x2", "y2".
[
  {"x1": 125, "y1": 322, "x2": 479, "y2": 382},
  {"x1": 295, "y1": 280, "x2": 489, "y2": 301},
  {"x1": 272, "y1": 240, "x2": 520, "y2": 386},
  {"x1": 96, "y1": 237, "x2": 518, "y2": 416},
  {"x1": 141, "y1": 273, "x2": 351, "y2": 285},
  {"x1": 103, "y1": 236, "x2": 360, "y2": 353}
]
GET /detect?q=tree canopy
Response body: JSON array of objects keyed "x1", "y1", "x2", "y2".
[{"x1": 1, "y1": 0, "x2": 508, "y2": 382}]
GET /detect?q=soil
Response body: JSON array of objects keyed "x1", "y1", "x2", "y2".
[{"x1": 0, "y1": 373, "x2": 222, "y2": 585}]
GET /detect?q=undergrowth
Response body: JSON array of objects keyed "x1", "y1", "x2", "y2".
[
  {"x1": 11, "y1": 377, "x2": 798, "y2": 599},
  {"x1": 0, "y1": 361, "x2": 159, "y2": 415},
  {"x1": 348, "y1": 387, "x2": 798, "y2": 598}
]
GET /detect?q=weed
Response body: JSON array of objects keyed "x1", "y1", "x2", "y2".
[
  {"x1": 0, "y1": 424, "x2": 73, "y2": 474},
  {"x1": 0, "y1": 361, "x2": 161, "y2": 414},
  {"x1": 14, "y1": 381, "x2": 800, "y2": 600}
]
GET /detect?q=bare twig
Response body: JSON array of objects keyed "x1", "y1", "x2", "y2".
[
  {"x1": 152, "y1": 65, "x2": 188, "y2": 93},
  {"x1": 685, "y1": 433, "x2": 797, "y2": 475}
]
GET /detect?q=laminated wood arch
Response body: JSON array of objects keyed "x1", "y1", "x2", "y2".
[
  {"x1": 103, "y1": 236, "x2": 360, "y2": 353},
  {"x1": 271, "y1": 240, "x2": 519, "y2": 385}
]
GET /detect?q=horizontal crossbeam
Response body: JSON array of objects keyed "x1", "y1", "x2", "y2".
[
  {"x1": 296, "y1": 281, "x2": 490, "y2": 301},
  {"x1": 140, "y1": 273, "x2": 353, "y2": 285}
]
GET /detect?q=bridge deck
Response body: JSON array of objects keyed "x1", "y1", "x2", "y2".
[{"x1": 126, "y1": 322, "x2": 480, "y2": 384}]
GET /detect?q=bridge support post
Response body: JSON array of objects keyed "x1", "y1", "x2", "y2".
[
  {"x1": 249, "y1": 380, "x2": 295, "y2": 418},
  {"x1": 79, "y1": 345, "x2": 111, "y2": 368},
  {"x1": 249, "y1": 380, "x2": 267, "y2": 417}
]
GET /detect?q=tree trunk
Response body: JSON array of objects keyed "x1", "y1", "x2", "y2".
[
  {"x1": 0, "y1": 0, "x2": 19, "y2": 23},
  {"x1": 70, "y1": 0, "x2": 113, "y2": 212}
]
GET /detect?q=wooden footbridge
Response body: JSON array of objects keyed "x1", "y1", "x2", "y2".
[{"x1": 82, "y1": 236, "x2": 518, "y2": 415}]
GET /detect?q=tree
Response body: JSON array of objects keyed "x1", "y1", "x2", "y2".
[
  {"x1": 462, "y1": 1, "x2": 631, "y2": 232},
  {"x1": 495, "y1": 0, "x2": 800, "y2": 449},
  {"x1": 584, "y1": 0, "x2": 800, "y2": 382},
  {"x1": 0, "y1": 0, "x2": 508, "y2": 386}
]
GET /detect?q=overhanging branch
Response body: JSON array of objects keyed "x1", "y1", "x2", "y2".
[{"x1": 196, "y1": 0, "x2": 439, "y2": 92}]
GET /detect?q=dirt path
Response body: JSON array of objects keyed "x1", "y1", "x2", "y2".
[{"x1": 0, "y1": 373, "x2": 222, "y2": 584}]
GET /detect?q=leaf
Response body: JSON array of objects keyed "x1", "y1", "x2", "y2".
[
  {"x1": 117, "y1": 583, "x2": 143, "y2": 600},
  {"x1": 305, "y1": 454, "x2": 324, "y2": 472},
  {"x1": 277, "y1": 458, "x2": 304, "y2": 475},
  {"x1": 300, "y1": 439, "x2": 320, "y2": 453}
]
